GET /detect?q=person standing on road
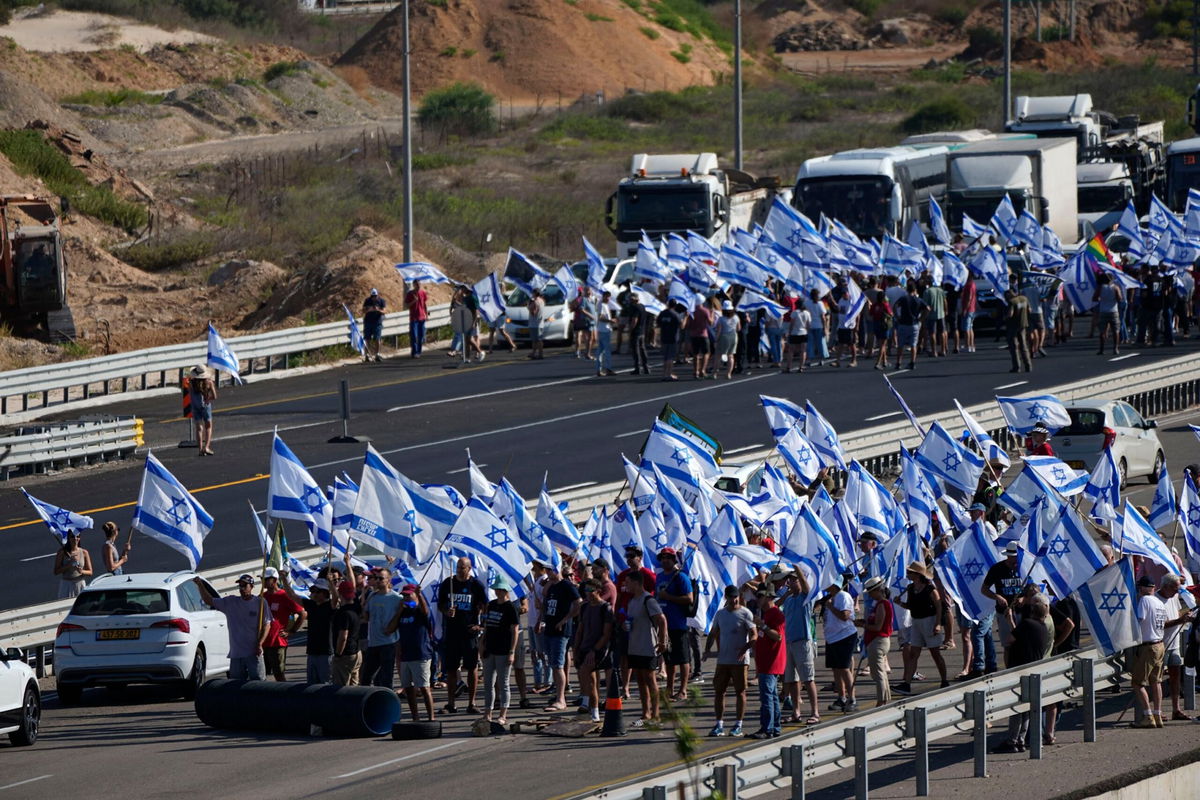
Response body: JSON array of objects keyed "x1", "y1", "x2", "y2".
[
  {"x1": 655, "y1": 547, "x2": 695, "y2": 700},
  {"x1": 261, "y1": 567, "x2": 306, "y2": 682},
  {"x1": 527, "y1": 289, "x2": 546, "y2": 361},
  {"x1": 595, "y1": 289, "x2": 616, "y2": 377},
  {"x1": 196, "y1": 574, "x2": 269, "y2": 681},
  {"x1": 404, "y1": 279, "x2": 429, "y2": 358},
  {"x1": 54, "y1": 530, "x2": 92, "y2": 599},
  {"x1": 362, "y1": 288, "x2": 386, "y2": 363},
  {"x1": 1004, "y1": 288, "x2": 1032, "y2": 373},
  {"x1": 781, "y1": 569, "x2": 820, "y2": 725},
  {"x1": 280, "y1": 573, "x2": 336, "y2": 684},
  {"x1": 623, "y1": 570, "x2": 668, "y2": 727},
  {"x1": 805, "y1": 289, "x2": 829, "y2": 367},
  {"x1": 573, "y1": 578, "x2": 615, "y2": 724},
  {"x1": 101, "y1": 521, "x2": 130, "y2": 576},
  {"x1": 438, "y1": 557, "x2": 488, "y2": 714},
  {"x1": 657, "y1": 301, "x2": 683, "y2": 381},
  {"x1": 958, "y1": 273, "x2": 978, "y2": 354},
  {"x1": 704, "y1": 585, "x2": 757, "y2": 737},
  {"x1": 982, "y1": 543, "x2": 1029, "y2": 667},
  {"x1": 821, "y1": 573, "x2": 858, "y2": 712},
  {"x1": 187, "y1": 365, "x2": 217, "y2": 456},
  {"x1": 1093, "y1": 272, "x2": 1124, "y2": 355},
  {"x1": 628, "y1": 292, "x2": 651, "y2": 376},
  {"x1": 479, "y1": 575, "x2": 519, "y2": 726},
  {"x1": 361, "y1": 568, "x2": 404, "y2": 689},
  {"x1": 858, "y1": 576, "x2": 894, "y2": 707},
  {"x1": 993, "y1": 593, "x2": 1051, "y2": 752},
  {"x1": 571, "y1": 286, "x2": 595, "y2": 360},
  {"x1": 686, "y1": 299, "x2": 713, "y2": 380},
  {"x1": 387, "y1": 583, "x2": 436, "y2": 721},
  {"x1": 784, "y1": 298, "x2": 810, "y2": 374},
  {"x1": 1156, "y1": 575, "x2": 1194, "y2": 722},
  {"x1": 893, "y1": 562, "x2": 947, "y2": 695},
  {"x1": 751, "y1": 586, "x2": 785, "y2": 738},
  {"x1": 539, "y1": 562, "x2": 582, "y2": 712},
  {"x1": 892, "y1": 281, "x2": 927, "y2": 371},
  {"x1": 331, "y1": 580, "x2": 362, "y2": 686}
]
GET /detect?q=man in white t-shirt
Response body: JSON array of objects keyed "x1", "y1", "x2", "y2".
[
  {"x1": 804, "y1": 290, "x2": 829, "y2": 365},
  {"x1": 783, "y1": 300, "x2": 810, "y2": 374},
  {"x1": 1131, "y1": 575, "x2": 1171, "y2": 727},
  {"x1": 1156, "y1": 574, "x2": 1196, "y2": 722},
  {"x1": 822, "y1": 573, "x2": 858, "y2": 712}
]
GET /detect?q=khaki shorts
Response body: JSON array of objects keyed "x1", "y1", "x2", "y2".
[
  {"x1": 712, "y1": 663, "x2": 748, "y2": 695},
  {"x1": 1130, "y1": 642, "x2": 1165, "y2": 687},
  {"x1": 784, "y1": 639, "x2": 816, "y2": 683},
  {"x1": 331, "y1": 651, "x2": 361, "y2": 686},
  {"x1": 400, "y1": 660, "x2": 432, "y2": 689},
  {"x1": 513, "y1": 627, "x2": 527, "y2": 671},
  {"x1": 909, "y1": 616, "x2": 944, "y2": 649}
]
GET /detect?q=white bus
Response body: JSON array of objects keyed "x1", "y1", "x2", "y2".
[{"x1": 1165, "y1": 136, "x2": 1200, "y2": 212}]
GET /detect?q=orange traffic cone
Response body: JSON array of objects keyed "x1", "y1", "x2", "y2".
[{"x1": 601, "y1": 664, "x2": 626, "y2": 737}]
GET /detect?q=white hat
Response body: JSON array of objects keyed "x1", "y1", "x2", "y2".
[
  {"x1": 370, "y1": 288, "x2": 379, "y2": 295},
  {"x1": 263, "y1": 567, "x2": 280, "y2": 579},
  {"x1": 189, "y1": 365, "x2": 210, "y2": 379},
  {"x1": 722, "y1": 300, "x2": 734, "y2": 311}
]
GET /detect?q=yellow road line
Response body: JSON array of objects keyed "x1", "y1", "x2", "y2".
[
  {"x1": 542, "y1": 737, "x2": 749, "y2": 800},
  {"x1": 1, "y1": 474, "x2": 268, "y2": 531}
]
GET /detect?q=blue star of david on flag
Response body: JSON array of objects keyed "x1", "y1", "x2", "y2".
[
  {"x1": 485, "y1": 524, "x2": 512, "y2": 550},
  {"x1": 1046, "y1": 535, "x2": 1071, "y2": 557},
  {"x1": 403, "y1": 508, "x2": 423, "y2": 537},
  {"x1": 942, "y1": 452, "x2": 961, "y2": 472},
  {"x1": 1052, "y1": 466, "x2": 1067, "y2": 482},
  {"x1": 796, "y1": 445, "x2": 813, "y2": 466},
  {"x1": 52, "y1": 508, "x2": 72, "y2": 526},
  {"x1": 1098, "y1": 588, "x2": 1126, "y2": 615},
  {"x1": 167, "y1": 496, "x2": 193, "y2": 527},
  {"x1": 961, "y1": 558, "x2": 986, "y2": 581},
  {"x1": 814, "y1": 548, "x2": 827, "y2": 569},
  {"x1": 652, "y1": 529, "x2": 668, "y2": 550},
  {"x1": 1027, "y1": 402, "x2": 1049, "y2": 421},
  {"x1": 787, "y1": 227, "x2": 806, "y2": 250},
  {"x1": 301, "y1": 485, "x2": 327, "y2": 512},
  {"x1": 1189, "y1": 507, "x2": 1200, "y2": 527},
  {"x1": 670, "y1": 447, "x2": 691, "y2": 468}
]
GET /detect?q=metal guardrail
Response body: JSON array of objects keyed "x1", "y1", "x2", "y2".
[
  {"x1": 582, "y1": 648, "x2": 1121, "y2": 800},
  {"x1": 0, "y1": 416, "x2": 143, "y2": 480},
  {"x1": 0, "y1": 303, "x2": 452, "y2": 417}
]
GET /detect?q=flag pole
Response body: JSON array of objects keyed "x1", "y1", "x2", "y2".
[{"x1": 955, "y1": 399, "x2": 1005, "y2": 485}]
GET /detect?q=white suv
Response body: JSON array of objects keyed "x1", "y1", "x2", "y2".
[
  {"x1": 1053, "y1": 399, "x2": 1164, "y2": 487},
  {"x1": 0, "y1": 647, "x2": 39, "y2": 746},
  {"x1": 54, "y1": 572, "x2": 230, "y2": 704}
]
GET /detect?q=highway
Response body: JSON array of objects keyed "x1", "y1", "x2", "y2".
[{"x1": 2, "y1": 329, "x2": 1198, "y2": 611}]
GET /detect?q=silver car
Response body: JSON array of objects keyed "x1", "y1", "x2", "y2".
[{"x1": 1053, "y1": 399, "x2": 1163, "y2": 488}]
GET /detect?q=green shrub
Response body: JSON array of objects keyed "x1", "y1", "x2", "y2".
[
  {"x1": 585, "y1": 12, "x2": 613, "y2": 21},
  {"x1": 119, "y1": 232, "x2": 217, "y2": 271},
  {"x1": 263, "y1": 60, "x2": 306, "y2": 82},
  {"x1": 670, "y1": 43, "x2": 692, "y2": 63},
  {"x1": 901, "y1": 97, "x2": 974, "y2": 134},
  {"x1": 966, "y1": 25, "x2": 1002, "y2": 54},
  {"x1": 605, "y1": 88, "x2": 710, "y2": 122},
  {"x1": 426, "y1": 0, "x2": 447, "y2": 7},
  {"x1": 1144, "y1": 0, "x2": 1191, "y2": 39},
  {"x1": 489, "y1": 49, "x2": 506, "y2": 63},
  {"x1": 620, "y1": 0, "x2": 640, "y2": 9},
  {"x1": 411, "y1": 152, "x2": 477, "y2": 169},
  {"x1": 845, "y1": 0, "x2": 885, "y2": 18},
  {"x1": 418, "y1": 82, "x2": 496, "y2": 137},
  {"x1": 539, "y1": 114, "x2": 632, "y2": 142},
  {"x1": 439, "y1": 46, "x2": 457, "y2": 57},
  {"x1": 461, "y1": 48, "x2": 477, "y2": 57},
  {"x1": 933, "y1": 5, "x2": 968, "y2": 26},
  {"x1": 61, "y1": 88, "x2": 165, "y2": 107},
  {"x1": 639, "y1": 25, "x2": 660, "y2": 39}
]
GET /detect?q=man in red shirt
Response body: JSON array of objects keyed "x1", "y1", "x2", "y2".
[
  {"x1": 261, "y1": 567, "x2": 306, "y2": 681},
  {"x1": 686, "y1": 301, "x2": 713, "y2": 379},
  {"x1": 615, "y1": 545, "x2": 656, "y2": 698},
  {"x1": 751, "y1": 587, "x2": 786, "y2": 738},
  {"x1": 1026, "y1": 421, "x2": 1054, "y2": 457},
  {"x1": 404, "y1": 279, "x2": 430, "y2": 358}
]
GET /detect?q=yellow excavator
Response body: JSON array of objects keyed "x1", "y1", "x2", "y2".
[{"x1": 0, "y1": 195, "x2": 74, "y2": 341}]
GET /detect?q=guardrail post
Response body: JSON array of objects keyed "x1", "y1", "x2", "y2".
[
  {"x1": 640, "y1": 787, "x2": 665, "y2": 800},
  {"x1": 1076, "y1": 657, "x2": 1097, "y2": 743},
  {"x1": 781, "y1": 744, "x2": 805, "y2": 800},
  {"x1": 844, "y1": 726, "x2": 868, "y2": 800},
  {"x1": 1184, "y1": 667, "x2": 1196, "y2": 712},
  {"x1": 969, "y1": 689, "x2": 988, "y2": 778},
  {"x1": 905, "y1": 707, "x2": 929, "y2": 796},
  {"x1": 1023, "y1": 673, "x2": 1043, "y2": 759},
  {"x1": 712, "y1": 764, "x2": 737, "y2": 800},
  {"x1": 35, "y1": 645, "x2": 46, "y2": 678}
]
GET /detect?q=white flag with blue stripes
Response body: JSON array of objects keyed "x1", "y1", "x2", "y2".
[
  {"x1": 737, "y1": 290, "x2": 786, "y2": 319},
  {"x1": 1077, "y1": 558, "x2": 1140, "y2": 655},
  {"x1": 777, "y1": 423, "x2": 822, "y2": 486},
  {"x1": 928, "y1": 194, "x2": 951, "y2": 245},
  {"x1": 998, "y1": 462, "x2": 1054, "y2": 516},
  {"x1": 915, "y1": 421, "x2": 985, "y2": 495},
  {"x1": 632, "y1": 286, "x2": 665, "y2": 316},
  {"x1": 941, "y1": 251, "x2": 968, "y2": 290},
  {"x1": 641, "y1": 418, "x2": 720, "y2": 498},
  {"x1": 1179, "y1": 473, "x2": 1200, "y2": 565},
  {"x1": 838, "y1": 276, "x2": 866, "y2": 329},
  {"x1": 206, "y1": 323, "x2": 244, "y2": 384},
  {"x1": 691, "y1": 538, "x2": 731, "y2": 633},
  {"x1": 649, "y1": 462, "x2": 697, "y2": 546},
  {"x1": 1012, "y1": 209, "x2": 1042, "y2": 251},
  {"x1": 349, "y1": 445, "x2": 429, "y2": 563},
  {"x1": 1147, "y1": 459, "x2": 1177, "y2": 530},
  {"x1": 759, "y1": 394, "x2": 806, "y2": 440},
  {"x1": 635, "y1": 232, "x2": 669, "y2": 283},
  {"x1": 1117, "y1": 201, "x2": 1146, "y2": 261},
  {"x1": 330, "y1": 473, "x2": 358, "y2": 533},
  {"x1": 444, "y1": 496, "x2": 531, "y2": 590},
  {"x1": 468, "y1": 450, "x2": 496, "y2": 502},
  {"x1": 990, "y1": 194, "x2": 1017, "y2": 244},
  {"x1": 1023, "y1": 455, "x2": 1089, "y2": 497},
  {"x1": 955, "y1": 399, "x2": 1009, "y2": 468},
  {"x1": 805, "y1": 402, "x2": 847, "y2": 470},
  {"x1": 536, "y1": 481, "x2": 580, "y2": 555},
  {"x1": 621, "y1": 454, "x2": 657, "y2": 512},
  {"x1": 395, "y1": 261, "x2": 451, "y2": 284},
  {"x1": 1118, "y1": 502, "x2": 1177, "y2": 575},
  {"x1": 935, "y1": 520, "x2": 1002, "y2": 624},
  {"x1": 996, "y1": 393, "x2": 1072, "y2": 435},
  {"x1": 473, "y1": 272, "x2": 505, "y2": 325},
  {"x1": 1084, "y1": 446, "x2": 1121, "y2": 523},
  {"x1": 551, "y1": 263, "x2": 580, "y2": 301},
  {"x1": 268, "y1": 434, "x2": 333, "y2": 547},
  {"x1": 21, "y1": 489, "x2": 93, "y2": 544},
  {"x1": 716, "y1": 243, "x2": 771, "y2": 291},
  {"x1": 899, "y1": 448, "x2": 939, "y2": 541},
  {"x1": 1037, "y1": 503, "x2": 1107, "y2": 598},
  {"x1": 608, "y1": 502, "x2": 640, "y2": 575},
  {"x1": 342, "y1": 304, "x2": 366, "y2": 355},
  {"x1": 132, "y1": 453, "x2": 213, "y2": 570},
  {"x1": 844, "y1": 460, "x2": 900, "y2": 542},
  {"x1": 763, "y1": 196, "x2": 821, "y2": 256},
  {"x1": 781, "y1": 504, "x2": 846, "y2": 600}
]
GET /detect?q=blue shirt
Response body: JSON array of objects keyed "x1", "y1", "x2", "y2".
[
  {"x1": 656, "y1": 569, "x2": 693, "y2": 631},
  {"x1": 781, "y1": 593, "x2": 815, "y2": 642},
  {"x1": 394, "y1": 604, "x2": 435, "y2": 661}
]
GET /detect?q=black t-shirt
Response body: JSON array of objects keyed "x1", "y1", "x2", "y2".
[
  {"x1": 542, "y1": 580, "x2": 581, "y2": 637},
  {"x1": 894, "y1": 294, "x2": 927, "y2": 326},
  {"x1": 1009, "y1": 617, "x2": 1049, "y2": 667},
  {"x1": 657, "y1": 308, "x2": 682, "y2": 342},
  {"x1": 332, "y1": 602, "x2": 361, "y2": 657},
  {"x1": 439, "y1": 576, "x2": 487, "y2": 634},
  {"x1": 483, "y1": 600, "x2": 520, "y2": 655},
  {"x1": 363, "y1": 295, "x2": 386, "y2": 325},
  {"x1": 983, "y1": 562, "x2": 1025, "y2": 602},
  {"x1": 302, "y1": 598, "x2": 334, "y2": 656},
  {"x1": 1051, "y1": 596, "x2": 1081, "y2": 654}
]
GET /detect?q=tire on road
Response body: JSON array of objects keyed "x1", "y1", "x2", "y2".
[
  {"x1": 391, "y1": 720, "x2": 442, "y2": 740},
  {"x1": 9, "y1": 685, "x2": 40, "y2": 746},
  {"x1": 180, "y1": 647, "x2": 206, "y2": 701}
]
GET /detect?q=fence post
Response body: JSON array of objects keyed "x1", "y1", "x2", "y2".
[
  {"x1": 782, "y1": 744, "x2": 805, "y2": 800},
  {"x1": 1077, "y1": 657, "x2": 1097, "y2": 743},
  {"x1": 905, "y1": 706, "x2": 930, "y2": 796},
  {"x1": 640, "y1": 788, "x2": 666, "y2": 800},
  {"x1": 970, "y1": 689, "x2": 988, "y2": 778},
  {"x1": 1023, "y1": 673, "x2": 1043, "y2": 759},
  {"x1": 1184, "y1": 667, "x2": 1196, "y2": 712},
  {"x1": 845, "y1": 726, "x2": 868, "y2": 800},
  {"x1": 712, "y1": 764, "x2": 738, "y2": 800}
]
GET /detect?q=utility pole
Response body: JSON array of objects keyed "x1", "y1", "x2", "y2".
[
  {"x1": 733, "y1": 0, "x2": 743, "y2": 171},
  {"x1": 1002, "y1": 0, "x2": 1012, "y2": 130},
  {"x1": 401, "y1": 0, "x2": 414, "y2": 262}
]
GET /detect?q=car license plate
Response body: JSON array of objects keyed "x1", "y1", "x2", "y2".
[
  {"x1": 97, "y1": 629, "x2": 139, "y2": 640},
  {"x1": 516, "y1": 327, "x2": 529, "y2": 335},
  {"x1": 1066, "y1": 461, "x2": 1085, "y2": 470}
]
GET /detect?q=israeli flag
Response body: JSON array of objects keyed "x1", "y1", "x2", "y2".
[
  {"x1": 777, "y1": 423, "x2": 822, "y2": 486},
  {"x1": 473, "y1": 272, "x2": 505, "y2": 325},
  {"x1": 691, "y1": 538, "x2": 731, "y2": 633},
  {"x1": 395, "y1": 261, "x2": 451, "y2": 284},
  {"x1": 724, "y1": 542, "x2": 781, "y2": 587},
  {"x1": 1147, "y1": 193, "x2": 1179, "y2": 242},
  {"x1": 961, "y1": 213, "x2": 990, "y2": 243},
  {"x1": 1037, "y1": 503, "x2": 1108, "y2": 598},
  {"x1": 649, "y1": 462, "x2": 697, "y2": 546},
  {"x1": 1011, "y1": 209, "x2": 1042, "y2": 251},
  {"x1": 970, "y1": 246, "x2": 1009, "y2": 298},
  {"x1": 495, "y1": 478, "x2": 556, "y2": 573},
  {"x1": 941, "y1": 251, "x2": 968, "y2": 290},
  {"x1": 398, "y1": 475, "x2": 464, "y2": 549},
  {"x1": 636, "y1": 499, "x2": 668, "y2": 570},
  {"x1": 737, "y1": 290, "x2": 786, "y2": 319},
  {"x1": 844, "y1": 460, "x2": 899, "y2": 542},
  {"x1": 805, "y1": 402, "x2": 847, "y2": 470},
  {"x1": 632, "y1": 286, "x2": 665, "y2": 316},
  {"x1": 1178, "y1": 473, "x2": 1200, "y2": 565},
  {"x1": 688, "y1": 231, "x2": 719, "y2": 266},
  {"x1": 341, "y1": 304, "x2": 365, "y2": 356},
  {"x1": 763, "y1": 461, "x2": 802, "y2": 517},
  {"x1": 759, "y1": 394, "x2": 806, "y2": 439},
  {"x1": 444, "y1": 496, "x2": 531, "y2": 590},
  {"x1": 763, "y1": 196, "x2": 821, "y2": 256},
  {"x1": 635, "y1": 233, "x2": 669, "y2": 283},
  {"x1": 502, "y1": 247, "x2": 551, "y2": 294},
  {"x1": 1117, "y1": 201, "x2": 1146, "y2": 261},
  {"x1": 666, "y1": 233, "x2": 690, "y2": 268},
  {"x1": 755, "y1": 241, "x2": 793, "y2": 283},
  {"x1": 1023, "y1": 455, "x2": 1089, "y2": 497},
  {"x1": 536, "y1": 481, "x2": 580, "y2": 555},
  {"x1": 805, "y1": 266, "x2": 837, "y2": 298},
  {"x1": 249, "y1": 500, "x2": 270, "y2": 556},
  {"x1": 716, "y1": 489, "x2": 774, "y2": 529},
  {"x1": 707, "y1": 501, "x2": 750, "y2": 547},
  {"x1": 935, "y1": 520, "x2": 1002, "y2": 624},
  {"x1": 350, "y1": 445, "x2": 429, "y2": 563},
  {"x1": 131, "y1": 453, "x2": 213, "y2": 570},
  {"x1": 580, "y1": 236, "x2": 606, "y2": 292},
  {"x1": 996, "y1": 393, "x2": 1072, "y2": 435},
  {"x1": 734, "y1": 226, "x2": 760, "y2": 254},
  {"x1": 928, "y1": 194, "x2": 951, "y2": 245},
  {"x1": 781, "y1": 504, "x2": 846, "y2": 600},
  {"x1": 1058, "y1": 251, "x2": 1099, "y2": 313},
  {"x1": 1118, "y1": 502, "x2": 1177, "y2": 575},
  {"x1": 899, "y1": 448, "x2": 938, "y2": 541},
  {"x1": 551, "y1": 263, "x2": 581, "y2": 301},
  {"x1": 838, "y1": 276, "x2": 867, "y2": 329},
  {"x1": 621, "y1": 454, "x2": 658, "y2": 512},
  {"x1": 467, "y1": 450, "x2": 496, "y2": 502},
  {"x1": 683, "y1": 262, "x2": 715, "y2": 293},
  {"x1": 206, "y1": 323, "x2": 244, "y2": 384},
  {"x1": 955, "y1": 399, "x2": 1010, "y2": 469},
  {"x1": 1147, "y1": 461, "x2": 1177, "y2": 530},
  {"x1": 990, "y1": 194, "x2": 1018, "y2": 244},
  {"x1": 998, "y1": 462, "x2": 1053, "y2": 516},
  {"x1": 608, "y1": 502, "x2": 641, "y2": 574},
  {"x1": 1084, "y1": 446, "x2": 1121, "y2": 524},
  {"x1": 882, "y1": 524, "x2": 922, "y2": 593},
  {"x1": 913, "y1": 422, "x2": 984, "y2": 495},
  {"x1": 716, "y1": 243, "x2": 771, "y2": 291},
  {"x1": 884, "y1": 374, "x2": 925, "y2": 438},
  {"x1": 668, "y1": 275, "x2": 697, "y2": 310},
  {"x1": 268, "y1": 434, "x2": 333, "y2": 547},
  {"x1": 330, "y1": 473, "x2": 358, "y2": 533},
  {"x1": 21, "y1": 489, "x2": 93, "y2": 544},
  {"x1": 1077, "y1": 558, "x2": 1140, "y2": 655},
  {"x1": 641, "y1": 418, "x2": 720, "y2": 498}
]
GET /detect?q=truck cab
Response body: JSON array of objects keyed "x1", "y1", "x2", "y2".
[
  {"x1": 1007, "y1": 94, "x2": 1103, "y2": 152},
  {"x1": 1076, "y1": 162, "x2": 1133, "y2": 236}
]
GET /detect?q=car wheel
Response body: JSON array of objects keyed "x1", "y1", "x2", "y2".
[
  {"x1": 391, "y1": 720, "x2": 442, "y2": 740},
  {"x1": 8, "y1": 685, "x2": 39, "y2": 746},
  {"x1": 1118, "y1": 458, "x2": 1128, "y2": 490},
  {"x1": 56, "y1": 683, "x2": 82, "y2": 706},
  {"x1": 1151, "y1": 450, "x2": 1164, "y2": 483},
  {"x1": 181, "y1": 647, "x2": 206, "y2": 700}
]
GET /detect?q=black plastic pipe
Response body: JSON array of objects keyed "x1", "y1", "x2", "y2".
[{"x1": 195, "y1": 679, "x2": 400, "y2": 737}]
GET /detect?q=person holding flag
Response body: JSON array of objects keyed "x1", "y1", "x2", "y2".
[
  {"x1": 101, "y1": 521, "x2": 131, "y2": 576},
  {"x1": 195, "y1": 573, "x2": 269, "y2": 680},
  {"x1": 187, "y1": 365, "x2": 217, "y2": 456},
  {"x1": 53, "y1": 530, "x2": 93, "y2": 598},
  {"x1": 403, "y1": 279, "x2": 429, "y2": 358}
]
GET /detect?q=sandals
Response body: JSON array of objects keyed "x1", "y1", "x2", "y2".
[
  {"x1": 805, "y1": 716, "x2": 821, "y2": 725},
  {"x1": 544, "y1": 703, "x2": 568, "y2": 712}
]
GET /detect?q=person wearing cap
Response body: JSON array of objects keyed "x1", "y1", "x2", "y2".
[
  {"x1": 361, "y1": 567, "x2": 404, "y2": 690},
  {"x1": 822, "y1": 573, "x2": 858, "y2": 712},
  {"x1": 186, "y1": 365, "x2": 217, "y2": 456},
  {"x1": 968, "y1": 502, "x2": 998, "y2": 541},
  {"x1": 704, "y1": 585, "x2": 758, "y2": 737},
  {"x1": 982, "y1": 543, "x2": 1027, "y2": 667},
  {"x1": 195, "y1": 574, "x2": 269, "y2": 681},
  {"x1": 361, "y1": 287, "x2": 386, "y2": 362},
  {"x1": 782, "y1": 294, "x2": 810, "y2": 374},
  {"x1": 403, "y1": 278, "x2": 429, "y2": 358},
  {"x1": 714, "y1": 300, "x2": 740, "y2": 379},
  {"x1": 1130, "y1": 574, "x2": 1188, "y2": 728},
  {"x1": 750, "y1": 587, "x2": 785, "y2": 738},
  {"x1": 893, "y1": 561, "x2": 947, "y2": 695},
  {"x1": 1155, "y1": 575, "x2": 1194, "y2": 723},
  {"x1": 437, "y1": 557, "x2": 488, "y2": 714},
  {"x1": 804, "y1": 287, "x2": 830, "y2": 366},
  {"x1": 478, "y1": 575, "x2": 520, "y2": 725},
  {"x1": 261, "y1": 567, "x2": 306, "y2": 682},
  {"x1": 538, "y1": 562, "x2": 582, "y2": 712},
  {"x1": 331, "y1": 577, "x2": 363, "y2": 686},
  {"x1": 857, "y1": 576, "x2": 894, "y2": 707},
  {"x1": 279, "y1": 571, "x2": 338, "y2": 684},
  {"x1": 616, "y1": 546, "x2": 656, "y2": 696},
  {"x1": 655, "y1": 547, "x2": 695, "y2": 701},
  {"x1": 527, "y1": 560, "x2": 551, "y2": 695},
  {"x1": 574, "y1": 578, "x2": 615, "y2": 724},
  {"x1": 1026, "y1": 422, "x2": 1054, "y2": 457},
  {"x1": 386, "y1": 583, "x2": 436, "y2": 721},
  {"x1": 623, "y1": 569, "x2": 668, "y2": 726},
  {"x1": 781, "y1": 568, "x2": 819, "y2": 724},
  {"x1": 594, "y1": 289, "x2": 616, "y2": 377}
]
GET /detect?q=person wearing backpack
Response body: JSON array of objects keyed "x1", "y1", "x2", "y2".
[{"x1": 656, "y1": 547, "x2": 695, "y2": 701}]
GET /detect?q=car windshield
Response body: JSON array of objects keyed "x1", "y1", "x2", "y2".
[
  {"x1": 794, "y1": 177, "x2": 891, "y2": 239},
  {"x1": 1078, "y1": 185, "x2": 1128, "y2": 214},
  {"x1": 616, "y1": 185, "x2": 710, "y2": 231},
  {"x1": 70, "y1": 589, "x2": 170, "y2": 616},
  {"x1": 1059, "y1": 409, "x2": 1105, "y2": 436},
  {"x1": 507, "y1": 284, "x2": 565, "y2": 306}
]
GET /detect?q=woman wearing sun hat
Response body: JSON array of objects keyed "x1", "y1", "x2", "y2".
[{"x1": 187, "y1": 365, "x2": 217, "y2": 456}]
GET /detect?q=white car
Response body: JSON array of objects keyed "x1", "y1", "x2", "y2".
[
  {"x1": 53, "y1": 572, "x2": 231, "y2": 704},
  {"x1": 0, "y1": 647, "x2": 39, "y2": 746},
  {"x1": 1053, "y1": 399, "x2": 1164, "y2": 488},
  {"x1": 503, "y1": 282, "x2": 572, "y2": 344}
]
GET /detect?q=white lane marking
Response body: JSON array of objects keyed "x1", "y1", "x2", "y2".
[
  {"x1": 886, "y1": 369, "x2": 911, "y2": 377},
  {"x1": 723, "y1": 444, "x2": 765, "y2": 456},
  {"x1": 445, "y1": 463, "x2": 485, "y2": 475},
  {"x1": 332, "y1": 741, "x2": 465, "y2": 778},
  {"x1": 614, "y1": 429, "x2": 647, "y2": 439},
  {"x1": 993, "y1": 380, "x2": 1028, "y2": 390},
  {"x1": 308, "y1": 372, "x2": 776, "y2": 472},
  {"x1": 19, "y1": 553, "x2": 56, "y2": 562},
  {"x1": 387, "y1": 374, "x2": 593, "y2": 414},
  {"x1": 1109, "y1": 353, "x2": 1139, "y2": 362},
  {"x1": 553, "y1": 481, "x2": 598, "y2": 493},
  {"x1": 0, "y1": 776, "x2": 52, "y2": 792},
  {"x1": 865, "y1": 411, "x2": 902, "y2": 422}
]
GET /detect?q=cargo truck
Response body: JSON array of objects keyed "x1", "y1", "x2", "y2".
[{"x1": 943, "y1": 138, "x2": 1079, "y2": 243}]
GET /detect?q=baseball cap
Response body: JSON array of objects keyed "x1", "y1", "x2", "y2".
[
  {"x1": 658, "y1": 547, "x2": 678, "y2": 558},
  {"x1": 723, "y1": 585, "x2": 739, "y2": 599},
  {"x1": 236, "y1": 573, "x2": 256, "y2": 585},
  {"x1": 263, "y1": 567, "x2": 280, "y2": 579},
  {"x1": 370, "y1": 288, "x2": 379, "y2": 295},
  {"x1": 969, "y1": 503, "x2": 987, "y2": 513},
  {"x1": 1137, "y1": 576, "x2": 1156, "y2": 588},
  {"x1": 1031, "y1": 422, "x2": 1050, "y2": 434},
  {"x1": 310, "y1": 579, "x2": 330, "y2": 593},
  {"x1": 338, "y1": 580, "x2": 356, "y2": 601},
  {"x1": 490, "y1": 575, "x2": 511, "y2": 591},
  {"x1": 400, "y1": 583, "x2": 420, "y2": 594}
]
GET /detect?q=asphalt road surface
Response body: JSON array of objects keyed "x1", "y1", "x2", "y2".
[{"x1": 2, "y1": 329, "x2": 1198, "y2": 611}]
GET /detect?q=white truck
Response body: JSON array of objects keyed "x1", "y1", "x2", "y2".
[
  {"x1": 1076, "y1": 162, "x2": 1133, "y2": 236},
  {"x1": 605, "y1": 153, "x2": 783, "y2": 258},
  {"x1": 1165, "y1": 137, "x2": 1200, "y2": 212},
  {"x1": 943, "y1": 137, "x2": 1079, "y2": 243}
]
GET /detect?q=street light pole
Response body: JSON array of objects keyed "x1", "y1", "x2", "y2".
[
  {"x1": 401, "y1": 0, "x2": 414, "y2": 262},
  {"x1": 1002, "y1": 0, "x2": 1011, "y2": 129},
  {"x1": 733, "y1": 0, "x2": 743, "y2": 171}
]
